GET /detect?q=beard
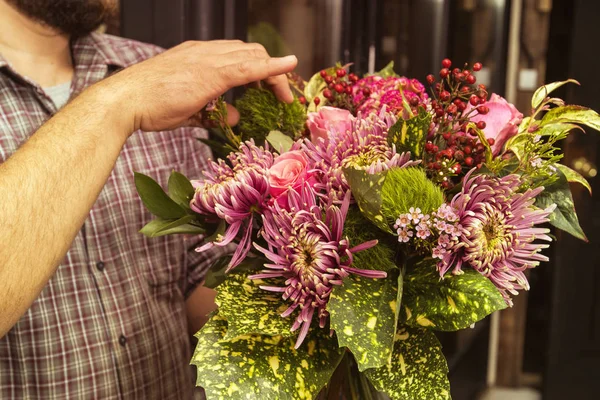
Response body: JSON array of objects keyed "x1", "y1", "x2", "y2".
[{"x1": 6, "y1": 0, "x2": 118, "y2": 38}]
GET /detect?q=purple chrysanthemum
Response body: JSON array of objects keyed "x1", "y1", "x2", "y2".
[
  {"x1": 251, "y1": 184, "x2": 387, "y2": 348},
  {"x1": 302, "y1": 108, "x2": 419, "y2": 200},
  {"x1": 435, "y1": 170, "x2": 555, "y2": 303},
  {"x1": 191, "y1": 141, "x2": 273, "y2": 271}
]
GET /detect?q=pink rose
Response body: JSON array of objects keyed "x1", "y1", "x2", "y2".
[
  {"x1": 268, "y1": 151, "x2": 316, "y2": 206},
  {"x1": 467, "y1": 93, "x2": 523, "y2": 156},
  {"x1": 306, "y1": 106, "x2": 352, "y2": 145}
]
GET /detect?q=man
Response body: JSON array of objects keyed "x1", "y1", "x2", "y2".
[{"x1": 0, "y1": 0, "x2": 297, "y2": 398}]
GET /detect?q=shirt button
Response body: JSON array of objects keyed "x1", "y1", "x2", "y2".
[
  {"x1": 96, "y1": 261, "x2": 105, "y2": 271},
  {"x1": 118, "y1": 334, "x2": 127, "y2": 347}
]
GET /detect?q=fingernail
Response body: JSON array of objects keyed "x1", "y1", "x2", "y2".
[{"x1": 278, "y1": 55, "x2": 297, "y2": 64}]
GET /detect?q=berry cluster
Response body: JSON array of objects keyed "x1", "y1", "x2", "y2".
[
  {"x1": 423, "y1": 59, "x2": 492, "y2": 189},
  {"x1": 307, "y1": 67, "x2": 358, "y2": 110}
]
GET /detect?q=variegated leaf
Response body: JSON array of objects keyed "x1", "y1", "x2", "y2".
[
  {"x1": 329, "y1": 271, "x2": 400, "y2": 371},
  {"x1": 555, "y1": 163, "x2": 592, "y2": 195},
  {"x1": 192, "y1": 314, "x2": 345, "y2": 400},
  {"x1": 387, "y1": 107, "x2": 431, "y2": 158},
  {"x1": 541, "y1": 105, "x2": 600, "y2": 132},
  {"x1": 343, "y1": 167, "x2": 393, "y2": 233},
  {"x1": 365, "y1": 326, "x2": 450, "y2": 400},
  {"x1": 400, "y1": 262, "x2": 507, "y2": 331},
  {"x1": 216, "y1": 272, "x2": 293, "y2": 340},
  {"x1": 531, "y1": 79, "x2": 579, "y2": 109}
]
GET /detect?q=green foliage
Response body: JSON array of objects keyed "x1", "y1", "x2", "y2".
[
  {"x1": 374, "y1": 61, "x2": 399, "y2": 78},
  {"x1": 387, "y1": 107, "x2": 431, "y2": 158},
  {"x1": 167, "y1": 171, "x2": 195, "y2": 208},
  {"x1": 380, "y1": 167, "x2": 445, "y2": 223},
  {"x1": 216, "y1": 271, "x2": 294, "y2": 340},
  {"x1": 535, "y1": 169, "x2": 587, "y2": 241},
  {"x1": 342, "y1": 206, "x2": 398, "y2": 272},
  {"x1": 236, "y1": 88, "x2": 306, "y2": 143},
  {"x1": 329, "y1": 270, "x2": 400, "y2": 371},
  {"x1": 400, "y1": 260, "x2": 507, "y2": 331},
  {"x1": 248, "y1": 22, "x2": 290, "y2": 58},
  {"x1": 531, "y1": 79, "x2": 579, "y2": 109},
  {"x1": 192, "y1": 314, "x2": 345, "y2": 400},
  {"x1": 555, "y1": 163, "x2": 592, "y2": 194},
  {"x1": 344, "y1": 168, "x2": 393, "y2": 233},
  {"x1": 364, "y1": 326, "x2": 450, "y2": 400},
  {"x1": 134, "y1": 172, "x2": 187, "y2": 220},
  {"x1": 139, "y1": 215, "x2": 204, "y2": 238},
  {"x1": 541, "y1": 105, "x2": 600, "y2": 132},
  {"x1": 266, "y1": 130, "x2": 294, "y2": 153}
]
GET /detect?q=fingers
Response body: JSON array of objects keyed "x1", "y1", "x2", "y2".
[{"x1": 219, "y1": 56, "x2": 298, "y2": 103}]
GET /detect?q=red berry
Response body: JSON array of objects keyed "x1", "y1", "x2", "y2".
[
  {"x1": 440, "y1": 91, "x2": 451, "y2": 101},
  {"x1": 325, "y1": 75, "x2": 334, "y2": 84},
  {"x1": 323, "y1": 89, "x2": 333, "y2": 99},
  {"x1": 456, "y1": 73, "x2": 466, "y2": 82},
  {"x1": 334, "y1": 84, "x2": 344, "y2": 93},
  {"x1": 349, "y1": 73, "x2": 359, "y2": 83},
  {"x1": 445, "y1": 147, "x2": 455, "y2": 157},
  {"x1": 453, "y1": 68, "x2": 461, "y2": 75},
  {"x1": 409, "y1": 96, "x2": 420, "y2": 106},
  {"x1": 320, "y1": 70, "x2": 328, "y2": 78},
  {"x1": 345, "y1": 86, "x2": 352, "y2": 94},
  {"x1": 427, "y1": 74, "x2": 435, "y2": 84},
  {"x1": 440, "y1": 68, "x2": 449, "y2": 78},
  {"x1": 441, "y1": 181, "x2": 451, "y2": 189},
  {"x1": 442, "y1": 58, "x2": 452, "y2": 68},
  {"x1": 442, "y1": 132, "x2": 451, "y2": 140},
  {"x1": 362, "y1": 88, "x2": 371, "y2": 96},
  {"x1": 454, "y1": 164, "x2": 462, "y2": 174},
  {"x1": 435, "y1": 108, "x2": 445, "y2": 117},
  {"x1": 464, "y1": 145, "x2": 472, "y2": 155},
  {"x1": 476, "y1": 121, "x2": 487, "y2": 130},
  {"x1": 454, "y1": 150, "x2": 464, "y2": 161},
  {"x1": 477, "y1": 106, "x2": 490, "y2": 115},
  {"x1": 314, "y1": 97, "x2": 320, "y2": 106},
  {"x1": 473, "y1": 62, "x2": 482, "y2": 71},
  {"x1": 487, "y1": 138, "x2": 495, "y2": 146},
  {"x1": 425, "y1": 142, "x2": 435, "y2": 152},
  {"x1": 432, "y1": 145, "x2": 439, "y2": 153},
  {"x1": 476, "y1": 143, "x2": 485, "y2": 153},
  {"x1": 469, "y1": 95, "x2": 480, "y2": 106},
  {"x1": 299, "y1": 96, "x2": 306, "y2": 105},
  {"x1": 336, "y1": 68, "x2": 346, "y2": 77},
  {"x1": 433, "y1": 162, "x2": 441, "y2": 170},
  {"x1": 447, "y1": 104, "x2": 458, "y2": 114},
  {"x1": 460, "y1": 86, "x2": 470, "y2": 94},
  {"x1": 466, "y1": 75, "x2": 476, "y2": 84},
  {"x1": 464, "y1": 156, "x2": 474, "y2": 166}
]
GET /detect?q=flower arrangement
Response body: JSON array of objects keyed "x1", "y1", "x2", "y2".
[{"x1": 135, "y1": 59, "x2": 598, "y2": 399}]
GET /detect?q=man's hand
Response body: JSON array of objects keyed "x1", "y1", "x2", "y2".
[{"x1": 97, "y1": 40, "x2": 297, "y2": 135}]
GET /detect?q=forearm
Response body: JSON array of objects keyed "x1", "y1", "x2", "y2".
[{"x1": 0, "y1": 84, "x2": 129, "y2": 337}]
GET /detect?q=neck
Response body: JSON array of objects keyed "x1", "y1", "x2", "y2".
[{"x1": 0, "y1": 1, "x2": 74, "y2": 87}]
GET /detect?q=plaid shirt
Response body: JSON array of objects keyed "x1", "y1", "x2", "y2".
[{"x1": 0, "y1": 33, "x2": 225, "y2": 399}]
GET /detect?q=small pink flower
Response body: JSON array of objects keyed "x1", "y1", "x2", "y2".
[
  {"x1": 466, "y1": 93, "x2": 523, "y2": 156},
  {"x1": 409, "y1": 207, "x2": 422, "y2": 223},
  {"x1": 268, "y1": 151, "x2": 316, "y2": 206},
  {"x1": 438, "y1": 234, "x2": 450, "y2": 247},
  {"x1": 432, "y1": 247, "x2": 446, "y2": 259},
  {"x1": 416, "y1": 225, "x2": 431, "y2": 239},
  {"x1": 395, "y1": 213, "x2": 411, "y2": 229},
  {"x1": 306, "y1": 106, "x2": 353, "y2": 145},
  {"x1": 397, "y1": 228, "x2": 414, "y2": 243}
]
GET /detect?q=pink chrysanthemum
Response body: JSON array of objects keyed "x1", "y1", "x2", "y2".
[
  {"x1": 190, "y1": 141, "x2": 273, "y2": 271},
  {"x1": 251, "y1": 185, "x2": 387, "y2": 348},
  {"x1": 436, "y1": 170, "x2": 556, "y2": 303},
  {"x1": 302, "y1": 108, "x2": 419, "y2": 200}
]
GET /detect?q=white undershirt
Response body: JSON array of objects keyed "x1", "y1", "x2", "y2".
[{"x1": 43, "y1": 81, "x2": 72, "y2": 109}]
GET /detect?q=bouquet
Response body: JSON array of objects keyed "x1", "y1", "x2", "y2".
[{"x1": 135, "y1": 58, "x2": 598, "y2": 399}]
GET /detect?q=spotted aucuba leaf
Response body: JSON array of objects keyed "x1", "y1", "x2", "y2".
[
  {"x1": 400, "y1": 262, "x2": 506, "y2": 331},
  {"x1": 386, "y1": 107, "x2": 431, "y2": 158},
  {"x1": 329, "y1": 270, "x2": 400, "y2": 371},
  {"x1": 343, "y1": 167, "x2": 393, "y2": 233},
  {"x1": 364, "y1": 326, "x2": 450, "y2": 400},
  {"x1": 216, "y1": 272, "x2": 293, "y2": 340},
  {"x1": 192, "y1": 314, "x2": 345, "y2": 400}
]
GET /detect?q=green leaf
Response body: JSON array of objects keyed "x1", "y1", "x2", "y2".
[
  {"x1": 192, "y1": 313, "x2": 345, "y2": 400},
  {"x1": 374, "y1": 61, "x2": 398, "y2": 78},
  {"x1": 531, "y1": 79, "x2": 579, "y2": 109},
  {"x1": 304, "y1": 70, "x2": 327, "y2": 103},
  {"x1": 555, "y1": 163, "x2": 592, "y2": 195},
  {"x1": 329, "y1": 271, "x2": 399, "y2": 371},
  {"x1": 266, "y1": 130, "x2": 294, "y2": 153},
  {"x1": 216, "y1": 272, "x2": 294, "y2": 340},
  {"x1": 203, "y1": 255, "x2": 265, "y2": 289},
  {"x1": 134, "y1": 172, "x2": 187, "y2": 219},
  {"x1": 387, "y1": 108, "x2": 431, "y2": 158},
  {"x1": 541, "y1": 105, "x2": 600, "y2": 132},
  {"x1": 343, "y1": 167, "x2": 393, "y2": 233},
  {"x1": 365, "y1": 326, "x2": 450, "y2": 400},
  {"x1": 167, "y1": 171, "x2": 195, "y2": 208},
  {"x1": 139, "y1": 215, "x2": 204, "y2": 238},
  {"x1": 400, "y1": 263, "x2": 507, "y2": 331},
  {"x1": 535, "y1": 169, "x2": 588, "y2": 241}
]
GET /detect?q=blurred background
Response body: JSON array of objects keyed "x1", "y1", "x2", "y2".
[{"x1": 106, "y1": 1, "x2": 599, "y2": 399}]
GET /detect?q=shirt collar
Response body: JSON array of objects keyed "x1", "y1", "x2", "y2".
[{"x1": 0, "y1": 32, "x2": 128, "y2": 72}]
